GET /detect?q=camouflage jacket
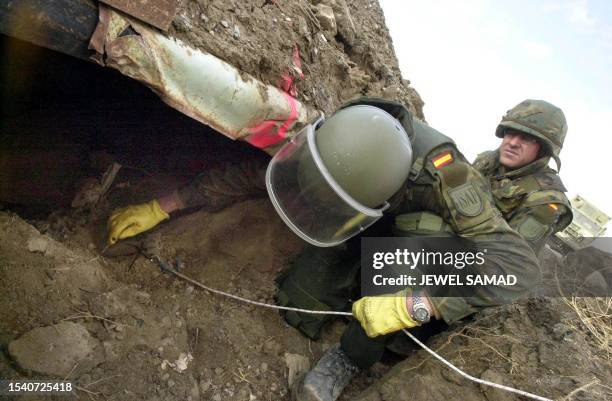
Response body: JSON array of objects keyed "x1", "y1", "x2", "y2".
[
  {"x1": 473, "y1": 150, "x2": 572, "y2": 255},
  {"x1": 176, "y1": 98, "x2": 541, "y2": 325}
]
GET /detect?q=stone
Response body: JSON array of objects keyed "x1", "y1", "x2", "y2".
[
  {"x1": 283, "y1": 353, "x2": 310, "y2": 387},
  {"x1": 8, "y1": 322, "x2": 104, "y2": 377},
  {"x1": 315, "y1": 4, "x2": 337, "y2": 37},
  {"x1": 26, "y1": 237, "x2": 49, "y2": 253}
]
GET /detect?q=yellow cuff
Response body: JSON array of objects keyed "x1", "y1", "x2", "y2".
[{"x1": 149, "y1": 199, "x2": 170, "y2": 221}]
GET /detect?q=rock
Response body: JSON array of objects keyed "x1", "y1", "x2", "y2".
[
  {"x1": 221, "y1": 20, "x2": 230, "y2": 28},
  {"x1": 26, "y1": 236, "x2": 49, "y2": 253},
  {"x1": 8, "y1": 322, "x2": 104, "y2": 377},
  {"x1": 174, "y1": 352, "x2": 193, "y2": 372},
  {"x1": 233, "y1": 25, "x2": 241, "y2": 39},
  {"x1": 283, "y1": 353, "x2": 310, "y2": 387},
  {"x1": 315, "y1": 4, "x2": 337, "y2": 36},
  {"x1": 329, "y1": 0, "x2": 356, "y2": 45}
]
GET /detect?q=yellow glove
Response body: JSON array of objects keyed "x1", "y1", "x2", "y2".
[
  {"x1": 352, "y1": 290, "x2": 420, "y2": 338},
  {"x1": 107, "y1": 200, "x2": 169, "y2": 245}
]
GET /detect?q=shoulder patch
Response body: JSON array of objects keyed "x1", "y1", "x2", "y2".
[
  {"x1": 448, "y1": 182, "x2": 484, "y2": 217},
  {"x1": 518, "y1": 216, "x2": 548, "y2": 241},
  {"x1": 432, "y1": 151, "x2": 454, "y2": 169}
]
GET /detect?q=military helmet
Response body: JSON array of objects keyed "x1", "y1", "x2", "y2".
[
  {"x1": 266, "y1": 105, "x2": 413, "y2": 247},
  {"x1": 314, "y1": 105, "x2": 413, "y2": 208},
  {"x1": 495, "y1": 99, "x2": 567, "y2": 169}
]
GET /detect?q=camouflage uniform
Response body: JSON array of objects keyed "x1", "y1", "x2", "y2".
[
  {"x1": 176, "y1": 98, "x2": 541, "y2": 369},
  {"x1": 473, "y1": 99, "x2": 573, "y2": 255}
]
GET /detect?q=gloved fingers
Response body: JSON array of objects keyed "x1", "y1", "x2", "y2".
[
  {"x1": 107, "y1": 221, "x2": 141, "y2": 245},
  {"x1": 116, "y1": 223, "x2": 144, "y2": 240},
  {"x1": 352, "y1": 296, "x2": 411, "y2": 338},
  {"x1": 107, "y1": 213, "x2": 137, "y2": 245},
  {"x1": 109, "y1": 206, "x2": 131, "y2": 222}
]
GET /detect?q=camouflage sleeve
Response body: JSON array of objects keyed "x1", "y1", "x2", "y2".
[
  {"x1": 423, "y1": 147, "x2": 541, "y2": 324},
  {"x1": 176, "y1": 158, "x2": 268, "y2": 211},
  {"x1": 506, "y1": 192, "x2": 571, "y2": 255}
]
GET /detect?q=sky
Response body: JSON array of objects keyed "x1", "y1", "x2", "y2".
[{"x1": 379, "y1": 0, "x2": 612, "y2": 223}]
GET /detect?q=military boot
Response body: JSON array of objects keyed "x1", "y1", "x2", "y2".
[{"x1": 292, "y1": 344, "x2": 359, "y2": 401}]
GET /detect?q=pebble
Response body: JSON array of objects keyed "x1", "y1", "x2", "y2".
[
  {"x1": 199, "y1": 379, "x2": 212, "y2": 393},
  {"x1": 161, "y1": 373, "x2": 170, "y2": 381},
  {"x1": 167, "y1": 379, "x2": 175, "y2": 388},
  {"x1": 233, "y1": 26, "x2": 241, "y2": 39},
  {"x1": 260, "y1": 362, "x2": 268, "y2": 372},
  {"x1": 221, "y1": 20, "x2": 230, "y2": 28},
  {"x1": 214, "y1": 367, "x2": 224, "y2": 375},
  {"x1": 213, "y1": 393, "x2": 222, "y2": 401}
]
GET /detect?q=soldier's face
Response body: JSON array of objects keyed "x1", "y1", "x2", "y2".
[{"x1": 499, "y1": 130, "x2": 541, "y2": 169}]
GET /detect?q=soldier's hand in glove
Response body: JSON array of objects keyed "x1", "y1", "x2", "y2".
[
  {"x1": 352, "y1": 290, "x2": 420, "y2": 337},
  {"x1": 107, "y1": 199, "x2": 169, "y2": 245}
]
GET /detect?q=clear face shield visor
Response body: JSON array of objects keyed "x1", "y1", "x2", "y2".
[{"x1": 265, "y1": 119, "x2": 389, "y2": 247}]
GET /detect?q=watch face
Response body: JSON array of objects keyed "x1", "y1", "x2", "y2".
[{"x1": 414, "y1": 307, "x2": 430, "y2": 322}]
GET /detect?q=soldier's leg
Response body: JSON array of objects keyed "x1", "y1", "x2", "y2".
[
  {"x1": 276, "y1": 244, "x2": 361, "y2": 340},
  {"x1": 339, "y1": 318, "x2": 448, "y2": 369}
]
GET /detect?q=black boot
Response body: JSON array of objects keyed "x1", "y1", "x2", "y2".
[{"x1": 292, "y1": 344, "x2": 360, "y2": 401}]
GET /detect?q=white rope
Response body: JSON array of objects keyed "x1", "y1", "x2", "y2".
[
  {"x1": 401, "y1": 329, "x2": 552, "y2": 401},
  {"x1": 160, "y1": 262, "x2": 352, "y2": 316},
  {"x1": 156, "y1": 261, "x2": 552, "y2": 401}
]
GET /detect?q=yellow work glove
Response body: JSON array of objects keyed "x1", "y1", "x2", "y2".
[
  {"x1": 107, "y1": 200, "x2": 169, "y2": 245},
  {"x1": 352, "y1": 290, "x2": 420, "y2": 338}
]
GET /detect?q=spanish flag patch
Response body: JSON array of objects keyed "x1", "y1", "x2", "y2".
[{"x1": 432, "y1": 151, "x2": 453, "y2": 169}]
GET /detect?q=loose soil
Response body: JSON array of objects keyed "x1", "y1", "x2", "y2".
[{"x1": 167, "y1": 0, "x2": 425, "y2": 118}]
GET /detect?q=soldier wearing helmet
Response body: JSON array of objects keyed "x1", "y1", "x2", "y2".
[
  {"x1": 107, "y1": 98, "x2": 541, "y2": 401},
  {"x1": 473, "y1": 99, "x2": 573, "y2": 254}
]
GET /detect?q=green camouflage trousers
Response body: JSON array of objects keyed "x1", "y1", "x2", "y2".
[{"x1": 276, "y1": 212, "x2": 451, "y2": 368}]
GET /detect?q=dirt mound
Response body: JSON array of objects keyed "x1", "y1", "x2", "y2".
[
  {"x1": 0, "y1": 206, "x2": 345, "y2": 400},
  {"x1": 168, "y1": 0, "x2": 424, "y2": 117},
  {"x1": 2, "y1": 207, "x2": 611, "y2": 400}
]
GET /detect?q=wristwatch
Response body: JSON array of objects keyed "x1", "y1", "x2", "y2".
[{"x1": 411, "y1": 292, "x2": 431, "y2": 323}]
